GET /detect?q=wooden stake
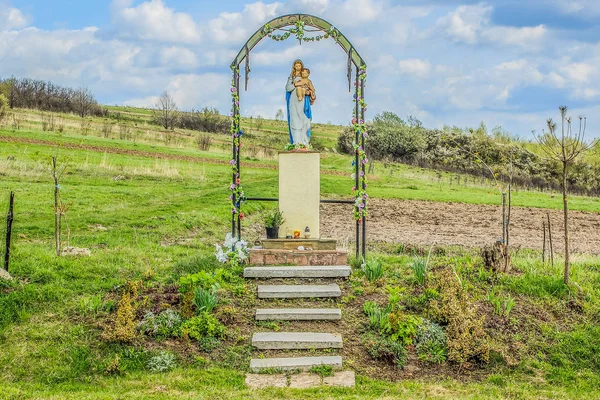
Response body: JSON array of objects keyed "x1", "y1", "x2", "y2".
[
  {"x1": 4, "y1": 191, "x2": 14, "y2": 272},
  {"x1": 542, "y1": 220, "x2": 546, "y2": 264},
  {"x1": 52, "y1": 156, "x2": 61, "y2": 256},
  {"x1": 547, "y1": 212, "x2": 554, "y2": 267}
]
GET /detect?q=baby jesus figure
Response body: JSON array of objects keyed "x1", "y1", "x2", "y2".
[{"x1": 294, "y1": 68, "x2": 316, "y2": 105}]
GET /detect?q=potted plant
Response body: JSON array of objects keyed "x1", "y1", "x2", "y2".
[{"x1": 263, "y1": 209, "x2": 285, "y2": 239}]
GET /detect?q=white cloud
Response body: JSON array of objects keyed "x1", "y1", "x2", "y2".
[
  {"x1": 111, "y1": 0, "x2": 201, "y2": 44},
  {"x1": 436, "y1": 4, "x2": 546, "y2": 50},
  {"x1": 209, "y1": 1, "x2": 282, "y2": 44},
  {"x1": 295, "y1": 0, "x2": 329, "y2": 13},
  {"x1": 0, "y1": 7, "x2": 31, "y2": 30},
  {"x1": 436, "y1": 4, "x2": 490, "y2": 45},
  {"x1": 160, "y1": 47, "x2": 199, "y2": 69},
  {"x1": 560, "y1": 62, "x2": 596, "y2": 83},
  {"x1": 484, "y1": 25, "x2": 547, "y2": 49},
  {"x1": 398, "y1": 58, "x2": 432, "y2": 78},
  {"x1": 252, "y1": 46, "x2": 314, "y2": 66}
]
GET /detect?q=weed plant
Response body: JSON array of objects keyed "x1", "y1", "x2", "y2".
[
  {"x1": 193, "y1": 285, "x2": 219, "y2": 314},
  {"x1": 363, "y1": 257, "x2": 384, "y2": 281},
  {"x1": 147, "y1": 351, "x2": 177, "y2": 373}
]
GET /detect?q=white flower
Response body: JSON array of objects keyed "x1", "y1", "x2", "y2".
[{"x1": 215, "y1": 244, "x2": 229, "y2": 263}]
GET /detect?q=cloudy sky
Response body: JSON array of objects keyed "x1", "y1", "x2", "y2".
[{"x1": 1, "y1": 0, "x2": 600, "y2": 138}]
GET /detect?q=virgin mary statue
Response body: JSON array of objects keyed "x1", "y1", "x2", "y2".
[{"x1": 286, "y1": 59, "x2": 315, "y2": 146}]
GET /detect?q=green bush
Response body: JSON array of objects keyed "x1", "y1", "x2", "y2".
[
  {"x1": 181, "y1": 312, "x2": 226, "y2": 340},
  {"x1": 179, "y1": 268, "x2": 233, "y2": 293},
  {"x1": 138, "y1": 309, "x2": 182, "y2": 340},
  {"x1": 384, "y1": 312, "x2": 422, "y2": 346},
  {"x1": 415, "y1": 320, "x2": 447, "y2": 363},
  {"x1": 362, "y1": 333, "x2": 407, "y2": 368}
]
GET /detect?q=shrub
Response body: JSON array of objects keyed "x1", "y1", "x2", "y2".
[
  {"x1": 113, "y1": 292, "x2": 135, "y2": 342},
  {"x1": 193, "y1": 285, "x2": 219, "y2": 314},
  {"x1": 363, "y1": 257, "x2": 384, "y2": 282},
  {"x1": 179, "y1": 268, "x2": 233, "y2": 293},
  {"x1": 147, "y1": 351, "x2": 177, "y2": 373},
  {"x1": 428, "y1": 268, "x2": 491, "y2": 364},
  {"x1": 181, "y1": 312, "x2": 226, "y2": 340},
  {"x1": 384, "y1": 312, "x2": 422, "y2": 346},
  {"x1": 198, "y1": 336, "x2": 221, "y2": 353},
  {"x1": 415, "y1": 320, "x2": 447, "y2": 363},
  {"x1": 138, "y1": 309, "x2": 182, "y2": 340},
  {"x1": 362, "y1": 333, "x2": 407, "y2": 368}
]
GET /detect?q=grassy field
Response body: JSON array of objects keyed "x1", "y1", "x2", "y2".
[{"x1": 1, "y1": 107, "x2": 600, "y2": 399}]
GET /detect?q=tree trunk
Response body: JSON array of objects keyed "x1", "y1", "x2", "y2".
[
  {"x1": 52, "y1": 156, "x2": 61, "y2": 256},
  {"x1": 562, "y1": 162, "x2": 570, "y2": 285}
]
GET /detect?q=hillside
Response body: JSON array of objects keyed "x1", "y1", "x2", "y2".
[{"x1": 0, "y1": 106, "x2": 600, "y2": 399}]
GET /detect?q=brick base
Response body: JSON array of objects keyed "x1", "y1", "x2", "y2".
[{"x1": 249, "y1": 249, "x2": 348, "y2": 266}]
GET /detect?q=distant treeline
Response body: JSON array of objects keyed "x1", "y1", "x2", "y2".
[
  {"x1": 0, "y1": 77, "x2": 107, "y2": 117},
  {"x1": 338, "y1": 111, "x2": 600, "y2": 196},
  {"x1": 166, "y1": 107, "x2": 230, "y2": 134}
]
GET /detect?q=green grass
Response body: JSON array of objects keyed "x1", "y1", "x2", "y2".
[{"x1": 1, "y1": 107, "x2": 600, "y2": 399}]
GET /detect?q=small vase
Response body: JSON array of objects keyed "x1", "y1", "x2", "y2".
[{"x1": 266, "y1": 227, "x2": 279, "y2": 239}]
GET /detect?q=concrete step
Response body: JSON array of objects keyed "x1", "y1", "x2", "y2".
[
  {"x1": 256, "y1": 308, "x2": 342, "y2": 321},
  {"x1": 252, "y1": 332, "x2": 343, "y2": 349},
  {"x1": 250, "y1": 356, "x2": 343, "y2": 372},
  {"x1": 258, "y1": 284, "x2": 341, "y2": 299},
  {"x1": 244, "y1": 265, "x2": 351, "y2": 279}
]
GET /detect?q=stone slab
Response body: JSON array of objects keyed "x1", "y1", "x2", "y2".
[
  {"x1": 250, "y1": 356, "x2": 343, "y2": 372},
  {"x1": 323, "y1": 370, "x2": 356, "y2": 388},
  {"x1": 245, "y1": 373, "x2": 287, "y2": 389},
  {"x1": 258, "y1": 284, "x2": 341, "y2": 299},
  {"x1": 279, "y1": 152, "x2": 320, "y2": 239},
  {"x1": 252, "y1": 332, "x2": 343, "y2": 350},
  {"x1": 289, "y1": 373, "x2": 321, "y2": 389},
  {"x1": 244, "y1": 265, "x2": 351, "y2": 279},
  {"x1": 255, "y1": 308, "x2": 342, "y2": 321},
  {"x1": 249, "y1": 249, "x2": 348, "y2": 266},
  {"x1": 262, "y1": 238, "x2": 337, "y2": 250}
]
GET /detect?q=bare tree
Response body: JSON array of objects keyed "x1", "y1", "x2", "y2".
[
  {"x1": 0, "y1": 94, "x2": 8, "y2": 125},
  {"x1": 275, "y1": 108, "x2": 284, "y2": 123},
  {"x1": 153, "y1": 91, "x2": 178, "y2": 130},
  {"x1": 51, "y1": 156, "x2": 70, "y2": 256},
  {"x1": 535, "y1": 106, "x2": 598, "y2": 285},
  {"x1": 73, "y1": 87, "x2": 97, "y2": 118},
  {"x1": 451, "y1": 135, "x2": 515, "y2": 271}
]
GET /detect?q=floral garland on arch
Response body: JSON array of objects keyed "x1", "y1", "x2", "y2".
[
  {"x1": 229, "y1": 66, "x2": 245, "y2": 220},
  {"x1": 262, "y1": 21, "x2": 340, "y2": 43},
  {"x1": 352, "y1": 66, "x2": 368, "y2": 221}
]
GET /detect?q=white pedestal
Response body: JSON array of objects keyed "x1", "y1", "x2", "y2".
[{"x1": 278, "y1": 151, "x2": 320, "y2": 239}]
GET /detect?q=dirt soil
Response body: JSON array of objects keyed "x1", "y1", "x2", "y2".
[{"x1": 321, "y1": 198, "x2": 600, "y2": 255}]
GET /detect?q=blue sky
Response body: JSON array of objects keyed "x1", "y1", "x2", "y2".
[{"x1": 1, "y1": 0, "x2": 600, "y2": 138}]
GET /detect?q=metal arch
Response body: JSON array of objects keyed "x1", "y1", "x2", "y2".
[{"x1": 230, "y1": 14, "x2": 367, "y2": 70}]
